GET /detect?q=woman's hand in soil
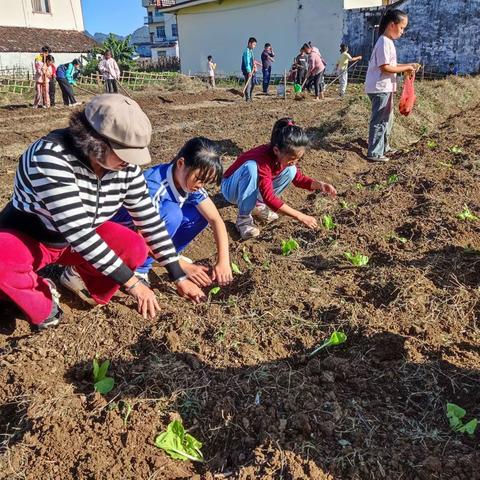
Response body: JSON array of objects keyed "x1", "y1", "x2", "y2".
[
  {"x1": 211, "y1": 261, "x2": 233, "y2": 286},
  {"x1": 298, "y1": 213, "x2": 318, "y2": 230},
  {"x1": 128, "y1": 281, "x2": 161, "y2": 319},
  {"x1": 181, "y1": 263, "x2": 212, "y2": 287},
  {"x1": 176, "y1": 279, "x2": 206, "y2": 304},
  {"x1": 312, "y1": 180, "x2": 337, "y2": 197}
]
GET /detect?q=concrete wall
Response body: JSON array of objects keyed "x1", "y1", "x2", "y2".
[
  {"x1": 176, "y1": 0, "x2": 343, "y2": 75},
  {"x1": 0, "y1": 52, "x2": 86, "y2": 70},
  {"x1": 343, "y1": 0, "x2": 480, "y2": 74},
  {"x1": 0, "y1": 0, "x2": 84, "y2": 31},
  {"x1": 344, "y1": 0, "x2": 382, "y2": 9}
]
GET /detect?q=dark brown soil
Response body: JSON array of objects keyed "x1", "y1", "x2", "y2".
[{"x1": 1, "y1": 81, "x2": 479, "y2": 480}]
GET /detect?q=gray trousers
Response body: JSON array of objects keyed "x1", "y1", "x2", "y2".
[
  {"x1": 339, "y1": 70, "x2": 348, "y2": 96},
  {"x1": 367, "y1": 92, "x2": 394, "y2": 158}
]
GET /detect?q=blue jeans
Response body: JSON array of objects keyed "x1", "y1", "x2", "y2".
[
  {"x1": 221, "y1": 161, "x2": 296, "y2": 215},
  {"x1": 262, "y1": 66, "x2": 271, "y2": 93},
  {"x1": 367, "y1": 92, "x2": 394, "y2": 158},
  {"x1": 137, "y1": 201, "x2": 208, "y2": 274}
]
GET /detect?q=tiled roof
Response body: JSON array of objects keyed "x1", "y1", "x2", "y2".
[{"x1": 0, "y1": 26, "x2": 97, "y2": 53}]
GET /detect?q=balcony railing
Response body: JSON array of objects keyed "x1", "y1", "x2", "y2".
[
  {"x1": 142, "y1": 0, "x2": 176, "y2": 6},
  {"x1": 144, "y1": 13, "x2": 165, "y2": 24}
]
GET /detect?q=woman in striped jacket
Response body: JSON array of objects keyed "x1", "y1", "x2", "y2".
[{"x1": 0, "y1": 94, "x2": 205, "y2": 330}]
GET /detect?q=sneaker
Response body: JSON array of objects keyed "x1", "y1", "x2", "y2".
[
  {"x1": 366, "y1": 155, "x2": 390, "y2": 162},
  {"x1": 236, "y1": 215, "x2": 260, "y2": 239},
  {"x1": 385, "y1": 148, "x2": 398, "y2": 155},
  {"x1": 60, "y1": 266, "x2": 96, "y2": 305},
  {"x1": 134, "y1": 271, "x2": 150, "y2": 287},
  {"x1": 36, "y1": 279, "x2": 63, "y2": 330},
  {"x1": 253, "y1": 203, "x2": 279, "y2": 223}
]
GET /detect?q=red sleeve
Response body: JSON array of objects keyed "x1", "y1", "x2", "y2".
[
  {"x1": 292, "y1": 169, "x2": 315, "y2": 190},
  {"x1": 257, "y1": 162, "x2": 284, "y2": 211}
]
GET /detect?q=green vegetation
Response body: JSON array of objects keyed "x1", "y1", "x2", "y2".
[
  {"x1": 446, "y1": 403, "x2": 478, "y2": 435},
  {"x1": 93, "y1": 357, "x2": 114, "y2": 394},
  {"x1": 308, "y1": 331, "x2": 347, "y2": 358},
  {"x1": 231, "y1": 262, "x2": 242, "y2": 274},
  {"x1": 281, "y1": 239, "x2": 300, "y2": 256},
  {"x1": 322, "y1": 215, "x2": 336, "y2": 230},
  {"x1": 155, "y1": 419, "x2": 203, "y2": 462},
  {"x1": 427, "y1": 140, "x2": 438, "y2": 149},
  {"x1": 448, "y1": 146, "x2": 463, "y2": 155},
  {"x1": 344, "y1": 252, "x2": 369, "y2": 267},
  {"x1": 457, "y1": 205, "x2": 478, "y2": 221}
]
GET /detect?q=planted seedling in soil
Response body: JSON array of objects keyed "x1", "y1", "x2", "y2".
[
  {"x1": 231, "y1": 262, "x2": 242, "y2": 274},
  {"x1": 427, "y1": 140, "x2": 438, "y2": 149},
  {"x1": 457, "y1": 205, "x2": 478, "y2": 221},
  {"x1": 155, "y1": 419, "x2": 204, "y2": 462},
  {"x1": 344, "y1": 251, "x2": 369, "y2": 267},
  {"x1": 308, "y1": 331, "x2": 347, "y2": 358},
  {"x1": 93, "y1": 357, "x2": 114, "y2": 394},
  {"x1": 120, "y1": 401, "x2": 133, "y2": 426},
  {"x1": 388, "y1": 233, "x2": 408, "y2": 244},
  {"x1": 242, "y1": 248, "x2": 253, "y2": 267},
  {"x1": 209, "y1": 286, "x2": 221, "y2": 296},
  {"x1": 448, "y1": 146, "x2": 463, "y2": 155},
  {"x1": 446, "y1": 403, "x2": 478, "y2": 435},
  {"x1": 281, "y1": 239, "x2": 300, "y2": 256},
  {"x1": 322, "y1": 215, "x2": 336, "y2": 231},
  {"x1": 387, "y1": 173, "x2": 399, "y2": 185}
]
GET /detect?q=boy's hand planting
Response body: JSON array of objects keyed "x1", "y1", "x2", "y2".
[{"x1": 176, "y1": 278, "x2": 206, "y2": 303}]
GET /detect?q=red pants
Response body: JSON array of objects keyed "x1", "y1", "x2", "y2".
[{"x1": 0, "y1": 222, "x2": 148, "y2": 325}]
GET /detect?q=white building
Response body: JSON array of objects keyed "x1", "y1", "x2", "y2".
[
  {"x1": 142, "y1": 0, "x2": 179, "y2": 58},
  {"x1": 153, "y1": 0, "x2": 391, "y2": 75},
  {"x1": 0, "y1": 0, "x2": 96, "y2": 70}
]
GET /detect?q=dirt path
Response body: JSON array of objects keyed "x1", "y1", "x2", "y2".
[{"x1": 0, "y1": 80, "x2": 479, "y2": 479}]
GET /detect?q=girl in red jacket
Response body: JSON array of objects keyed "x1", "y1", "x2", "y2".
[{"x1": 221, "y1": 118, "x2": 336, "y2": 239}]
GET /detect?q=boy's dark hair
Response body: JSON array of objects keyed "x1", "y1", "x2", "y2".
[
  {"x1": 41, "y1": 45, "x2": 51, "y2": 54},
  {"x1": 340, "y1": 43, "x2": 348, "y2": 53},
  {"x1": 248, "y1": 37, "x2": 257, "y2": 44},
  {"x1": 174, "y1": 137, "x2": 222, "y2": 185},
  {"x1": 379, "y1": 8, "x2": 407, "y2": 36},
  {"x1": 449, "y1": 62, "x2": 455, "y2": 66},
  {"x1": 270, "y1": 118, "x2": 309, "y2": 153},
  {"x1": 264, "y1": 43, "x2": 271, "y2": 48},
  {"x1": 46, "y1": 55, "x2": 54, "y2": 62},
  {"x1": 72, "y1": 59, "x2": 80, "y2": 66},
  {"x1": 69, "y1": 110, "x2": 111, "y2": 162},
  {"x1": 207, "y1": 55, "x2": 212, "y2": 61}
]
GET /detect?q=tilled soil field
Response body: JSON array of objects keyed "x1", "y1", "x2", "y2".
[{"x1": 0, "y1": 79, "x2": 479, "y2": 479}]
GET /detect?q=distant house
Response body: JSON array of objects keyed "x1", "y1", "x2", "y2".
[
  {"x1": 0, "y1": 0, "x2": 96, "y2": 70},
  {"x1": 142, "y1": 0, "x2": 179, "y2": 59},
  {"x1": 150, "y1": 0, "x2": 386, "y2": 75}
]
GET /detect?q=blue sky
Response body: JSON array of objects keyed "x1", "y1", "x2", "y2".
[{"x1": 81, "y1": 0, "x2": 145, "y2": 36}]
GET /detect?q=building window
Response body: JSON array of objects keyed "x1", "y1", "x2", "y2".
[
  {"x1": 172, "y1": 23, "x2": 178, "y2": 37},
  {"x1": 158, "y1": 50, "x2": 167, "y2": 57},
  {"x1": 156, "y1": 25, "x2": 165, "y2": 38},
  {"x1": 32, "y1": 0, "x2": 51, "y2": 13}
]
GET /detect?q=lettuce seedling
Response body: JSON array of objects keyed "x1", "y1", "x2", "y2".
[
  {"x1": 387, "y1": 174, "x2": 398, "y2": 185},
  {"x1": 446, "y1": 403, "x2": 478, "y2": 435},
  {"x1": 93, "y1": 357, "x2": 114, "y2": 394},
  {"x1": 155, "y1": 419, "x2": 204, "y2": 462},
  {"x1": 344, "y1": 251, "x2": 369, "y2": 267},
  {"x1": 389, "y1": 233, "x2": 408, "y2": 244},
  {"x1": 231, "y1": 262, "x2": 242, "y2": 274},
  {"x1": 427, "y1": 140, "x2": 438, "y2": 149},
  {"x1": 322, "y1": 215, "x2": 336, "y2": 230},
  {"x1": 242, "y1": 248, "x2": 253, "y2": 266},
  {"x1": 308, "y1": 331, "x2": 347, "y2": 358},
  {"x1": 209, "y1": 286, "x2": 221, "y2": 295},
  {"x1": 457, "y1": 205, "x2": 478, "y2": 221},
  {"x1": 281, "y1": 239, "x2": 299, "y2": 256},
  {"x1": 448, "y1": 146, "x2": 463, "y2": 155}
]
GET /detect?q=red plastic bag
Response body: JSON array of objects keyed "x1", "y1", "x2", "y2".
[{"x1": 399, "y1": 72, "x2": 416, "y2": 116}]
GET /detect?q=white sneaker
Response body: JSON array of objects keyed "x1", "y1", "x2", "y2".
[
  {"x1": 236, "y1": 215, "x2": 260, "y2": 239},
  {"x1": 60, "y1": 266, "x2": 96, "y2": 305},
  {"x1": 253, "y1": 203, "x2": 279, "y2": 223}
]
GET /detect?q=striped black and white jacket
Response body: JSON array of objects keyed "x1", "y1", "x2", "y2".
[{"x1": 2, "y1": 129, "x2": 184, "y2": 285}]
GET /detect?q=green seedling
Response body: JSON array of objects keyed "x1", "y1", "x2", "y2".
[
  {"x1": 457, "y1": 205, "x2": 478, "y2": 221},
  {"x1": 427, "y1": 140, "x2": 438, "y2": 149},
  {"x1": 262, "y1": 260, "x2": 271, "y2": 271},
  {"x1": 209, "y1": 286, "x2": 221, "y2": 296},
  {"x1": 339, "y1": 200, "x2": 349, "y2": 209},
  {"x1": 120, "y1": 401, "x2": 133, "y2": 426},
  {"x1": 344, "y1": 251, "x2": 369, "y2": 267},
  {"x1": 242, "y1": 248, "x2": 252, "y2": 266},
  {"x1": 231, "y1": 262, "x2": 242, "y2": 274},
  {"x1": 308, "y1": 331, "x2": 347, "y2": 358},
  {"x1": 448, "y1": 146, "x2": 463, "y2": 155},
  {"x1": 389, "y1": 233, "x2": 408, "y2": 244},
  {"x1": 93, "y1": 357, "x2": 114, "y2": 395},
  {"x1": 281, "y1": 239, "x2": 299, "y2": 256},
  {"x1": 446, "y1": 403, "x2": 478, "y2": 435},
  {"x1": 371, "y1": 183, "x2": 384, "y2": 191},
  {"x1": 387, "y1": 174, "x2": 399, "y2": 185},
  {"x1": 355, "y1": 183, "x2": 365, "y2": 190},
  {"x1": 154, "y1": 419, "x2": 204, "y2": 462},
  {"x1": 322, "y1": 214, "x2": 336, "y2": 230}
]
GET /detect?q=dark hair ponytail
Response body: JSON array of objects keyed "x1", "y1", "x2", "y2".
[
  {"x1": 270, "y1": 117, "x2": 309, "y2": 154},
  {"x1": 379, "y1": 9, "x2": 407, "y2": 36},
  {"x1": 174, "y1": 137, "x2": 222, "y2": 185}
]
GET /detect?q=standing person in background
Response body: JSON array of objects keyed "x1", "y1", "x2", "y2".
[
  {"x1": 241, "y1": 37, "x2": 257, "y2": 102},
  {"x1": 335, "y1": 44, "x2": 362, "y2": 97},
  {"x1": 303, "y1": 43, "x2": 326, "y2": 100},
  {"x1": 448, "y1": 62, "x2": 458, "y2": 76},
  {"x1": 47, "y1": 55, "x2": 57, "y2": 107},
  {"x1": 365, "y1": 9, "x2": 419, "y2": 162},
  {"x1": 56, "y1": 59, "x2": 82, "y2": 107},
  {"x1": 261, "y1": 43, "x2": 275, "y2": 94},
  {"x1": 295, "y1": 48, "x2": 308, "y2": 86},
  {"x1": 33, "y1": 54, "x2": 52, "y2": 108},
  {"x1": 99, "y1": 50, "x2": 121, "y2": 94},
  {"x1": 207, "y1": 55, "x2": 216, "y2": 88}
]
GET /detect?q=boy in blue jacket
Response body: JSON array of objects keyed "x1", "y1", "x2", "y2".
[
  {"x1": 241, "y1": 37, "x2": 257, "y2": 102},
  {"x1": 56, "y1": 59, "x2": 81, "y2": 106}
]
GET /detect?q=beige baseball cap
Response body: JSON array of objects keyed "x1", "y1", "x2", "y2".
[{"x1": 85, "y1": 94, "x2": 152, "y2": 166}]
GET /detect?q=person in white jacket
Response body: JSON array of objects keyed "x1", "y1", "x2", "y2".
[{"x1": 99, "y1": 51, "x2": 121, "y2": 93}]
